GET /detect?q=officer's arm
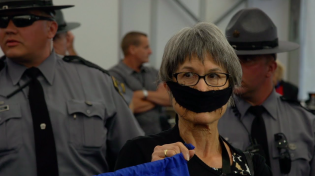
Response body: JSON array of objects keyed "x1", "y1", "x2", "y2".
[{"x1": 105, "y1": 78, "x2": 144, "y2": 171}]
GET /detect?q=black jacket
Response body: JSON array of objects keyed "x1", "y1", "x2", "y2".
[{"x1": 115, "y1": 124, "x2": 271, "y2": 176}]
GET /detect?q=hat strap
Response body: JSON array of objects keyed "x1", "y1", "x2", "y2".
[
  {"x1": 0, "y1": 1, "x2": 53, "y2": 10},
  {"x1": 229, "y1": 38, "x2": 278, "y2": 50}
]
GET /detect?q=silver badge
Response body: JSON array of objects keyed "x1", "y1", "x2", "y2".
[
  {"x1": 0, "y1": 105, "x2": 9, "y2": 112},
  {"x1": 40, "y1": 123, "x2": 46, "y2": 130},
  {"x1": 2, "y1": 5, "x2": 8, "y2": 10}
]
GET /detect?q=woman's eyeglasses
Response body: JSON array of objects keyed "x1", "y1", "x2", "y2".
[
  {"x1": 274, "y1": 133, "x2": 291, "y2": 174},
  {"x1": 0, "y1": 14, "x2": 54, "y2": 28},
  {"x1": 173, "y1": 72, "x2": 229, "y2": 87}
]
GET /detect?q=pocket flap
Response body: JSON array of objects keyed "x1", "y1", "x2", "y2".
[
  {"x1": 0, "y1": 104, "x2": 21, "y2": 125},
  {"x1": 272, "y1": 141, "x2": 311, "y2": 161},
  {"x1": 289, "y1": 143, "x2": 311, "y2": 161},
  {"x1": 66, "y1": 100, "x2": 105, "y2": 120}
]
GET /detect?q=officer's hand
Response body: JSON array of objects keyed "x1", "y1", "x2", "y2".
[
  {"x1": 66, "y1": 31, "x2": 75, "y2": 49},
  {"x1": 151, "y1": 142, "x2": 195, "y2": 162},
  {"x1": 66, "y1": 31, "x2": 77, "y2": 55}
]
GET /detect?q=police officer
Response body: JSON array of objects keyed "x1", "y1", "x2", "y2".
[
  {"x1": 218, "y1": 8, "x2": 315, "y2": 176},
  {"x1": 109, "y1": 31, "x2": 171, "y2": 135},
  {"x1": 0, "y1": 0, "x2": 144, "y2": 176},
  {"x1": 53, "y1": 9, "x2": 80, "y2": 56}
]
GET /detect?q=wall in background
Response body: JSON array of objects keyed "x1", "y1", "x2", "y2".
[
  {"x1": 1, "y1": 0, "x2": 307, "y2": 98},
  {"x1": 54, "y1": 0, "x2": 119, "y2": 69}
]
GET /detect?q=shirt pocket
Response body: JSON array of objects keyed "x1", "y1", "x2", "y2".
[
  {"x1": 0, "y1": 103, "x2": 22, "y2": 154},
  {"x1": 66, "y1": 99, "x2": 106, "y2": 149},
  {"x1": 272, "y1": 140, "x2": 311, "y2": 175},
  {"x1": 289, "y1": 142, "x2": 311, "y2": 175}
]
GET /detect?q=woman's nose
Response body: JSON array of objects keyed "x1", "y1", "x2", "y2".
[{"x1": 195, "y1": 77, "x2": 208, "y2": 92}]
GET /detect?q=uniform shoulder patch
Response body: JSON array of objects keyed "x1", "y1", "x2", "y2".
[
  {"x1": 111, "y1": 76, "x2": 129, "y2": 104},
  {"x1": 0, "y1": 55, "x2": 6, "y2": 72},
  {"x1": 112, "y1": 76, "x2": 122, "y2": 96},
  {"x1": 62, "y1": 55, "x2": 110, "y2": 76}
]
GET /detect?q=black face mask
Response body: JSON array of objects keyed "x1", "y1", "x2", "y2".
[{"x1": 166, "y1": 81, "x2": 232, "y2": 113}]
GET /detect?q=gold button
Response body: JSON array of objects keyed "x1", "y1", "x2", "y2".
[
  {"x1": 233, "y1": 30, "x2": 240, "y2": 38},
  {"x1": 85, "y1": 101, "x2": 93, "y2": 106}
]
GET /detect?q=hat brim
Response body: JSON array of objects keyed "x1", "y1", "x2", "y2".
[
  {"x1": 0, "y1": 5, "x2": 74, "y2": 12},
  {"x1": 57, "y1": 22, "x2": 80, "y2": 33},
  {"x1": 235, "y1": 40, "x2": 299, "y2": 55}
]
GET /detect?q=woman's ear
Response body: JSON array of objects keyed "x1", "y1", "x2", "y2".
[{"x1": 164, "y1": 82, "x2": 170, "y2": 92}]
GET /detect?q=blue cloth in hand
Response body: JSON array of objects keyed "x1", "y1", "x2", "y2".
[
  {"x1": 95, "y1": 153, "x2": 190, "y2": 176},
  {"x1": 184, "y1": 143, "x2": 195, "y2": 150}
]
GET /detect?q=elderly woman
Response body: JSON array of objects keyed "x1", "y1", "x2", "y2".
[{"x1": 114, "y1": 22, "x2": 271, "y2": 175}]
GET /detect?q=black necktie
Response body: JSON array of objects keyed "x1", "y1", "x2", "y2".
[
  {"x1": 248, "y1": 106, "x2": 270, "y2": 166},
  {"x1": 25, "y1": 67, "x2": 59, "y2": 176}
]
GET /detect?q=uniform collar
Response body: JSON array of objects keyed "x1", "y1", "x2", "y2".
[
  {"x1": 234, "y1": 90, "x2": 278, "y2": 120},
  {"x1": 119, "y1": 60, "x2": 147, "y2": 75},
  {"x1": 7, "y1": 51, "x2": 57, "y2": 86}
]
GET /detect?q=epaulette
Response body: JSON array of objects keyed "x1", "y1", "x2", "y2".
[
  {"x1": 280, "y1": 96, "x2": 300, "y2": 105},
  {"x1": 0, "y1": 55, "x2": 6, "y2": 72},
  {"x1": 62, "y1": 55, "x2": 128, "y2": 103},
  {"x1": 62, "y1": 55, "x2": 110, "y2": 76},
  {"x1": 280, "y1": 96, "x2": 314, "y2": 114}
]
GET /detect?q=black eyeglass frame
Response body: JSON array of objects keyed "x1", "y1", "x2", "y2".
[
  {"x1": 0, "y1": 14, "x2": 54, "y2": 28},
  {"x1": 172, "y1": 72, "x2": 230, "y2": 87}
]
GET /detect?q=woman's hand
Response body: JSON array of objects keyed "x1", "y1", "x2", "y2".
[{"x1": 151, "y1": 142, "x2": 195, "y2": 162}]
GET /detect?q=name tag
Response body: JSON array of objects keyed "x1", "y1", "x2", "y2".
[{"x1": 0, "y1": 105, "x2": 9, "y2": 112}]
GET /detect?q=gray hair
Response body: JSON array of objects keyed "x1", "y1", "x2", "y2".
[{"x1": 159, "y1": 22, "x2": 242, "y2": 105}]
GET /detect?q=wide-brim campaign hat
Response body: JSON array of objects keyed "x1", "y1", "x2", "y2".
[
  {"x1": 0, "y1": 0, "x2": 73, "y2": 12},
  {"x1": 55, "y1": 10, "x2": 80, "y2": 34},
  {"x1": 225, "y1": 8, "x2": 299, "y2": 55}
]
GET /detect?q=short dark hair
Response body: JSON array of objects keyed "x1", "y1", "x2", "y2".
[{"x1": 121, "y1": 31, "x2": 147, "y2": 56}]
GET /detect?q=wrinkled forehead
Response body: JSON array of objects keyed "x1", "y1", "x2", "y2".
[{"x1": 182, "y1": 52, "x2": 226, "y2": 70}]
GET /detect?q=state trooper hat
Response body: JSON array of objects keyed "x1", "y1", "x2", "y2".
[
  {"x1": 0, "y1": 0, "x2": 73, "y2": 12},
  {"x1": 225, "y1": 8, "x2": 299, "y2": 55},
  {"x1": 55, "y1": 10, "x2": 80, "y2": 34}
]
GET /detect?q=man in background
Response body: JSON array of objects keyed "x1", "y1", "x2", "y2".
[
  {"x1": 109, "y1": 32, "x2": 171, "y2": 135},
  {"x1": 53, "y1": 9, "x2": 79, "y2": 56}
]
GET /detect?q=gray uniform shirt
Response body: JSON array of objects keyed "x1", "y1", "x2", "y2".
[
  {"x1": 109, "y1": 61, "x2": 162, "y2": 135},
  {"x1": 0, "y1": 52, "x2": 144, "y2": 176},
  {"x1": 218, "y1": 90, "x2": 315, "y2": 176}
]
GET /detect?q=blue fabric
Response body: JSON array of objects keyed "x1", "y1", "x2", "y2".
[
  {"x1": 95, "y1": 153, "x2": 190, "y2": 176},
  {"x1": 184, "y1": 143, "x2": 195, "y2": 150}
]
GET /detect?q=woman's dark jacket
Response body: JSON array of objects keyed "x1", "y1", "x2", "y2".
[{"x1": 115, "y1": 124, "x2": 271, "y2": 176}]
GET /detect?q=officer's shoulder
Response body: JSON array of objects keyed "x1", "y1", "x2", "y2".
[
  {"x1": 62, "y1": 55, "x2": 110, "y2": 76},
  {"x1": 280, "y1": 96, "x2": 314, "y2": 114},
  {"x1": 280, "y1": 96, "x2": 300, "y2": 105}
]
